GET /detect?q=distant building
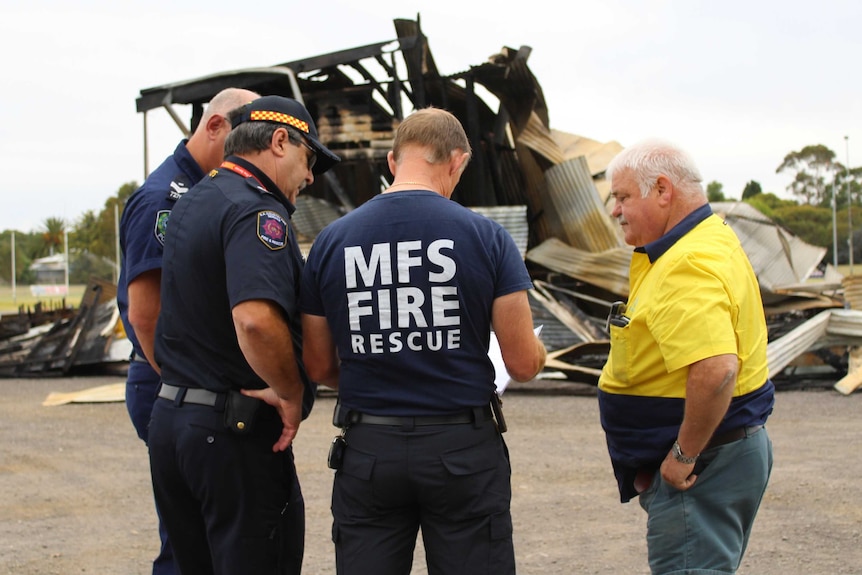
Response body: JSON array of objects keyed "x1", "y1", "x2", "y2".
[{"x1": 29, "y1": 254, "x2": 67, "y2": 293}]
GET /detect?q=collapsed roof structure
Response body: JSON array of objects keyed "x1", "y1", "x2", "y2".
[{"x1": 2, "y1": 15, "x2": 860, "y2": 392}]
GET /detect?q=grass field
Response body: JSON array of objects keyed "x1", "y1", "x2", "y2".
[{"x1": 0, "y1": 284, "x2": 87, "y2": 314}]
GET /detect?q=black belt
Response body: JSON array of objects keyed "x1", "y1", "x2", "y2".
[
  {"x1": 347, "y1": 405, "x2": 493, "y2": 427},
  {"x1": 706, "y1": 424, "x2": 763, "y2": 450},
  {"x1": 130, "y1": 352, "x2": 150, "y2": 364},
  {"x1": 158, "y1": 383, "x2": 221, "y2": 407}
]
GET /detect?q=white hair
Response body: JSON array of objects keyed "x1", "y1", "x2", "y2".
[{"x1": 606, "y1": 138, "x2": 705, "y2": 198}]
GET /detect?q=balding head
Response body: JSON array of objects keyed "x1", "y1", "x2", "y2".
[
  {"x1": 186, "y1": 87, "x2": 260, "y2": 172},
  {"x1": 195, "y1": 88, "x2": 259, "y2": 134}
]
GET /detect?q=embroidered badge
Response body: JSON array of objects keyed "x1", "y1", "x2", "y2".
[
  {"x1": 167, "y1": 175, "x2": 191, "y2": 202},
  {"x1": 257, "y1": 210, "x2": 288, "y2": 250},
  {"x1": 154, "y1": 210, "x2": 171, "y2": 245}
]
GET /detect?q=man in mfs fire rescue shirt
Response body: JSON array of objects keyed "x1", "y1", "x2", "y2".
[
  {"x1": 148, "y1": 95, "x2": 339, "y2": 574},
  {"x1": 116, "y1": 87, "x2": 258, "y2": 575},
  {"x1": 300, "y1": 107, "x2": 546, "y2": 575}
]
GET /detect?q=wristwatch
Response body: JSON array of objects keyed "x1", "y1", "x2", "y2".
[{"x1": 671, "y1": 440, "x2": 699, "y2": 464}]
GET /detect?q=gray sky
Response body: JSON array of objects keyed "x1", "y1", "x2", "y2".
[{"x1": 2, "y1": 0, "x2": 859, "y2": 232}]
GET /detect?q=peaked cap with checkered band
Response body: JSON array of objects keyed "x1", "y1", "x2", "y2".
[{"x1": 231, "y1": 95, "x2": 340, "y2": 175}]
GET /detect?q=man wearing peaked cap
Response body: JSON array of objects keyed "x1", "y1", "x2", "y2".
[
  {"x1": 117, "y1": 86, "x2": 259, "y2": 575},
  {"x1": 148, "y1": 94, "x2": 339, "y2": 574},
  {"x1": 230, "y1": 94, "x2": 341, "y2": 176}
]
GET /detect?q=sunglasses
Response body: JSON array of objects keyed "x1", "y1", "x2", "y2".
[{"x1": 295, "y1": 136, "x2": 317, "y2": 170}]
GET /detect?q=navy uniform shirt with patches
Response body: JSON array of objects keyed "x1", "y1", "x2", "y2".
[
  {"x1": 154, "y1": 156, "x2": 315, "y2": 418},
  {"x1": 117, "y1": 139, "x2": 201, "y2": 359},
  {"x1": 299, "y1": 190, "x2": 533, "y2": 416}
]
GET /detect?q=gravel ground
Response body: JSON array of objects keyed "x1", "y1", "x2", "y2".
[{"x1": 1, "y1": 375, "x2": 861, "y2": 574}]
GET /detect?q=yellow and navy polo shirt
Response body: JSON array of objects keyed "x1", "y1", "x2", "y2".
[{"x1": 598, "y1": 204, "x2": 774, "y2": 502}]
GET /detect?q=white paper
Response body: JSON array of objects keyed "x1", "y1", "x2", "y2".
[{"x1": 488, "y1": 325, "x2": 543, "y2": 395}]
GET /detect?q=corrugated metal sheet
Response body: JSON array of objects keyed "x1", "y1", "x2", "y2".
[
  {"x1": 526, "y1": 238, "x2": 632, "y2": 297},
  {"x1": 712, "y1": 201, "x2": 827, "y2": 291},
  {"x1": 293, "y1": 196, "x2": 344, "y2": 239},
  {"x1": 541, "y1": 156, "x2": 624, "y2": 253},
  {"x1": 528, "y1": 290, "x2": 583, "y2": 351},
  {"x1": 551, "y1": 131, "x2": 623, "y2": 178},
  {"x1": 842, "y1": 275, "x2": 862, "y2": 309},
  {"x1": 518, "y1": 110, "x2": 565, "y2": 164},
  {"x1": 766, "y1": 310, "x2": 830, "y2": 378},
  {"x1": 766, "y1": 308, "x2": 862, "y2": 379},
  {"x1": 471, "y1": 206, "x2": 529, "y2": 258}
]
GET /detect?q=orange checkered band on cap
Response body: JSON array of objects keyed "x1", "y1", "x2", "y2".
[{"x1": 249, "y1": 110, "x2": 309, "y2": 134}]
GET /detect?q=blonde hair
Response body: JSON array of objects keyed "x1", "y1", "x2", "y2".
[{"x1": 392, "y1": 107, "x2": 472, "y2": 164}]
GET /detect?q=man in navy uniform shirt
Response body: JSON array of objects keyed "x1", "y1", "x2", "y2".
[
  {"x1": 300, "y1": 107, "x2": 546, "y2": 575},
  {"x1": 148, "y1": 95, "x2": 339, "y2": 574},
  {"x1": 117, "y1": 86, "x2": 258, "y2": 575}
]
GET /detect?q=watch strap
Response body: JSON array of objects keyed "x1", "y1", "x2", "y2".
[{"x1": 672, "y1": 440, "x2": 699, "y2": 464}]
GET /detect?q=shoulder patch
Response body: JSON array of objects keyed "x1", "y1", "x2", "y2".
[
  {"x1": 257, "y1": 210, "x2": 288, "y2": 250},
  {"x1": 154, "y1": 210, "x2": 171, "y2": 245},
  {"x1": 167, "y1": 174, "x2": 191, "y2": 202}
]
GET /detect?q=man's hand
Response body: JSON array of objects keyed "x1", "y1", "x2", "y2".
[
  {"x1": 660, "y1": 452, "x2": 698, "y2": 491},
  {"x1": 241, "y1": 387, "x2": 302, "y2": 452}
]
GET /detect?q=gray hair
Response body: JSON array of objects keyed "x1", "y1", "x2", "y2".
[
  {"x1": 224, "y1": 121, "x2": 275, "y2": 156},
  {"x1": 223, "y1": 120, "x2": 306, "y2": 157},
  {"x1": 606, "y1": 138, "x2": 704, "y2": 198}
]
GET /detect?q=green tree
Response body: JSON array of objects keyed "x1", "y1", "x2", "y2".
[
  {"x1": 67, "y1": 181, "x2": 138, "y2": 283},
  {"x1": 776, "y1": 144, "x2": 837, "y2": 206},
  {"x1": 744, "y1": 192, "x2": 796, "y2": 220},
  {"x1": 706, "y1": 181, "x2": 725, "y2": 202},
  {"x1": 39, "y1": 217, "x2": 66, "y2": 257},
  {"x1": 742, "y1": 180, "x2": 762, "y2": 200}
]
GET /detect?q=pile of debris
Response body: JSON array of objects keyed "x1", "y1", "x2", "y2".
[
  {"x1": 0, "y1": 278, "x2": 129, "y2": 377},
  {"x1": 3, "y1": 15, "x2": 860, "y2": 393}
]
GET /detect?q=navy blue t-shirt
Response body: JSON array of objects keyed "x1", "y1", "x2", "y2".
[
  {"x1": 299, "y1": 190, "x2": 532, "y2": 416},
  {"x1": 155, "y1": 156, "x2": 315, "y2": 417},
  {"x1": 117, "y1": 140, "x2": 203, "y2": 360}
]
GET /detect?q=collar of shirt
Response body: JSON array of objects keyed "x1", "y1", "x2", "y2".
[
  {"x1": 175, "y1": 139, "x2": 206, "y2": 183},
  {"x1": 635, "y1": 203, "x2": 713, "y2": 263},
  {"x1": 223, "y1": 155, "x2": 296, "y2": 216}
]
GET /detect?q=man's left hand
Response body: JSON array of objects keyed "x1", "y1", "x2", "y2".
[
  {"x1": 660, "y1": 453, "x2": 698, "y2": 491},
  {"x1": 240, "y1": 387, "x2": 301, "y2": 452}
]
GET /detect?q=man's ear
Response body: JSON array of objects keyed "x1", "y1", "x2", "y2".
[
  {"x1": 205, "y1": 114, "x2": 227, "y2": 139},
  {"x1": 272, "y1": 128, "x2": 289, "y2": 156},
  {"x1": 656, "y1": 175, "x2": 673, "y2": 207},
  {"x1": 450, "y1": 150, "x2": 470, "y2": 176},
  {"x1": 386, "y1": 150, "x2": 397, "y2": 177}
]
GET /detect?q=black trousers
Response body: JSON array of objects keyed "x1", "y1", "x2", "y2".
[
  {"x1": 125, "y1": 362, "x2": 176, "y2": 575},
  {"x1": 148, "y1": 397, "x2": 304, "y2": 575},
  {"x1": 332, "y1": 417, "x2": 514, "y2": 575}
]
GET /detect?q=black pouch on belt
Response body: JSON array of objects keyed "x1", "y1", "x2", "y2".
[{"x1": 224, "y1": 390, "x2": 261, "y2": 435}]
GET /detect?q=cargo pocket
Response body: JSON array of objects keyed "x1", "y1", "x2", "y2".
[
  {"x1": 332, "y1": 447, "x2": 377, "y2": 522},
  {"x1": 440, "y1": 444, "x2": 506, "y2": 517}
]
